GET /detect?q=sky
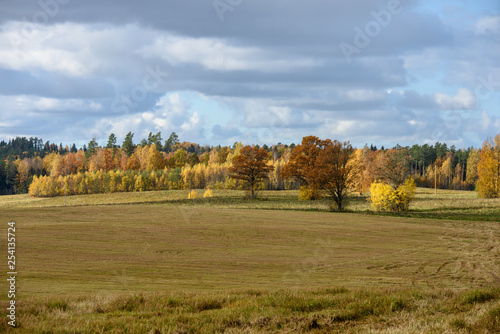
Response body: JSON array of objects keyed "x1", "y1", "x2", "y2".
[{"x1": 0, "y1": 0, "x2": 499, "y2": 148}]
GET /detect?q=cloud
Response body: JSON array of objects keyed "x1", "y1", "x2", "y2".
[
  {"x1": 475, "y1": 15, "x2": 500, "y2": 34},
  {"x1": 84, "y1": 92, "x2": 206, "y2": 144},
  {"x1": 434, "y1": 89, "x2": 477, "y2": 110},
  {"x1": 0, "y1": 0, "x2": 498, "y2": 148},
  {"x1": 138, "y1": 35, "x2": 319, "y2": 72}
]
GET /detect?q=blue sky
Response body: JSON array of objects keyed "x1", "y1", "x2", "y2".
[{"x1": 0, "y1": 0, "x2": 498, "y2": 148}]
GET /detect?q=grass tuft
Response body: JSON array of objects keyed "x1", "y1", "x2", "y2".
[{"x1": 463, "y1": 289, "x2": 497, "y2": 305}]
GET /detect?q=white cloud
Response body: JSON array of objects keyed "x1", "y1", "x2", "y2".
[
  {"x1": 137, "y1": 35, "x2": 319, "y2": 72},
  {"x1": 0, "y1": 95, "x2": 103, "y2": 113},
  {"x1": 342, "y1": 89, "x2": 386, "y2": 102},
  {"x1": 0, "y1": 22, "x2": 94, "y2": 76},
  {"x1": 85, "y1": 92, "x2": 204, "y2": 143},
  {"x1": 434, "y1": 88, "x2": 477, "y2": 110},
  {"x1": 475, "y1": 15, "x2": 500, "y2": 34}
]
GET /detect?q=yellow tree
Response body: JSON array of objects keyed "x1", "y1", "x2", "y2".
[
  {"x1": 466, "y1": 148, "x2": 481, "y2": 187},
  {"x1": 146, "y1": 145, "x2": 165, "y2": 171},
  {"x1": 126, "y1": 154, "x2": 141, "y2": 170},
  {"x1": 477, "y1": 138, "x2": 500, "y2": 198},
  {"x1": 173, "y1": 149, "x2": 188, "y2": 168},
  {"x1": 347, "y1": 148, "x2": 366, "y2": 194},
  {"x1": 440, "y1": 157, "x2": 453, "y2": 189}
]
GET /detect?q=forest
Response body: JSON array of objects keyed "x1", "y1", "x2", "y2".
[{"x1": 1, "y1": 131, "x2": 498, "y2": 201}]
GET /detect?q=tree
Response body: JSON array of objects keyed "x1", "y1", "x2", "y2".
[
  {"x1": 164, "y1": 132, "x2": 179, "y2": 153},
  {"x1": 146, "y1": 145, "x2": 164, "y2": 171},
  {"x1": 106, "y1": 133, "x2": 118, "y2": 149},
  {"x1": 86, "y1": 138, "x2": 98, "y2": 158},
  {"x1": 122, "y1": 132, "x2": 135, "y2": 157},
  {"x1": 147, "y1": 132, "x2": 163, "y2": 150},
  {"x1": 477, "y1": 137, "x2": 500, "y2": 198},
  {"x1": 373, "y1": 148, "x2": 410, "y2": 188},
  {"x1": 281, "y1": 136, "x2": 325, "y2": 186},
  {"x1": 229, "y1": 145, "x2": 274, "y2": 199},
  {"x1": 126, "y1": 154, "x2": 141, "y2": 170},
  {"x1": 466, "y1": 148, "x2": 481, "y2": 188},
  {"x1": 281, "y1": 136, "x2": 355, "y2": 210},
  {"x1": 311, "y1": 140, "x2": 354, "y2": 211},
  {"x1": 216, "y1": 147, "x2": 230, "y2": 164},
  {"x1": 187, "y1": 153, "x2": 200, "y2": 167},
  {"x1": 173, "y1": 149, "x2": 188, "y2": 168}
]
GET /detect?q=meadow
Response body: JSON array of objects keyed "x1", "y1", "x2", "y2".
[{"x1": 0, "y1": 189, "x2": 498, "y2": 333}]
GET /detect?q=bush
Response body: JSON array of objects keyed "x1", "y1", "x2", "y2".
[
  {"x1": 369, "y1": 178, "x2": 416, "y2": 212},
  {"x1": 298, "y1": 186, "x2": 322, "y2": 201},
  {"x1": 203, "y1": 189, "x2": 213, "y2": 198},
  {"x1": 187, "y1": 190, "x2": 199, "y2": 199}
]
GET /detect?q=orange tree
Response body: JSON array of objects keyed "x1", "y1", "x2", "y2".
[
  {"x1": 281, "y1": 136, "x2": 355, "y2": 211},
  {"x1": 229, "y1": 145, "x2": 274, "y2": 199}
]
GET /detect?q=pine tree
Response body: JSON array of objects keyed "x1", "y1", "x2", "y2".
[{"x1": 122, "y1": 132, "x2": 135, "y2": 157}]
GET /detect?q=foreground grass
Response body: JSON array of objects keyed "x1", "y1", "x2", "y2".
[
  {"x1": 0, "y1": 190, "x2": 498, "y2": 332},
  {"x1": 1, "y1": 287, "x2": 499, "y2": 333},
  {"x1": 1, "y1": 205, "x2": 499, "y2": 297}
]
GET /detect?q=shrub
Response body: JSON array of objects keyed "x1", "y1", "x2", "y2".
[
  {"x1": 203, "y1": 189, "x2": 214, "y2": 198},
  {"x1": 298, "y1": 185, "x2": 322, "y2": 201},
  {"x1": 188, "y1": 190, "x2": 199, "y2": 199},
  {"x1": 369, "y1": 178, "x2": 416, "y2": 212}
]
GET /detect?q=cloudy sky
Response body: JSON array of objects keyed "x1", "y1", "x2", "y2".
[{"x1": 0, "y1": 0, "x2": 499, "y2": 148}]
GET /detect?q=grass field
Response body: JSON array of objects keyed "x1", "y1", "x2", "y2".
[{"x1": 0, "y1": 189, "x2": 499, "y2": 333}]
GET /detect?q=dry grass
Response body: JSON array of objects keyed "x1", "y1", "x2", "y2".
[
  {"x1": 0, "y1": 288, "x2": 499, "y2": 333},
  {"x1": 0, "y1": 189, "x2": 498, "y2": 332},
  {"x1": 1, "y1": 188, "x2": 499, "y2": 221}
]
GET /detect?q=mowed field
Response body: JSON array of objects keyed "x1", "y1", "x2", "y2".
[{"x1": 0, "y1": 189, "x2": 499, "y2": 333}]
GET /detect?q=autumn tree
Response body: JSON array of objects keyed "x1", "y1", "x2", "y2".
[
  {"x1": 146, "y1": 145, "x2": 165, "y2": 171},
  {"x1": 281, "y1": 136, "x2": 355, "y2": 210},
  {"x1": 311, "y1": 140, "x2": 354, "y2": 211},
  {"x1": 187, "y1": 153, "x2": 200, "y2": 167},
  {"x1": 466, "y1": 148, "x2": 480, "y2": 187},
  {"x1": 216, "y1": 147, "x2": 230, "y2": 164},
  {"x1": 229, "y1": 145, "x2": 274, "y2": 199},
  {"x1": 373, "y1": 148, "x2": 410, "y2": 188},
  {"x1": 281, "y1": 136, "x2": 325, "y2": 186},
  {"x1": 173, "y1": 149, "x2": 188, "y2": 168},
  {"x1": 126, "y1": 154, "x2": 141, "y2": 170},
  {"x1": 477, "y1": 136, "x2": 500, "y2": 198}
]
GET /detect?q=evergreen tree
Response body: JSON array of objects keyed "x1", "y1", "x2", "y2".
[
  {"x1": 106, "y1": 133, "x2": 118, "y2": 149},
  {"x1": 164, "y1": 132, "x2": 179, "y2": 153},
  {"x1": 122, "y1": 132, "x2": 135, "y2": 157},
  {"x1": 86, "y1": 138, "x2": 98, "y2": 158}
]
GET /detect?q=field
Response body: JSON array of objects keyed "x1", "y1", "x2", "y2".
[{"x1": 0, "y1": 189, "x2": 499, "y2": 333}]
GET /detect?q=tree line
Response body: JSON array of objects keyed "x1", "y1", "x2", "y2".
[{"x1": 1, "y1": 131, "x2": 498, "y2": 202}]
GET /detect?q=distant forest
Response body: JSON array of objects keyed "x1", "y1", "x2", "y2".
[{"x1": 0, "y1": 132, "x2": 489, "y2": 196}]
